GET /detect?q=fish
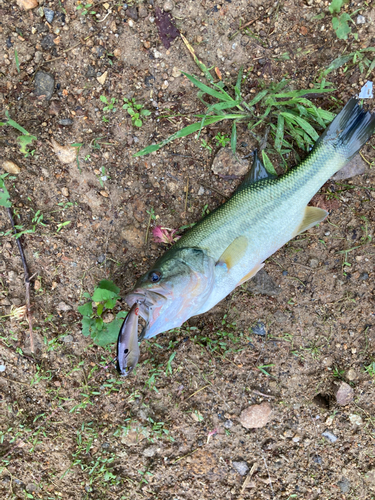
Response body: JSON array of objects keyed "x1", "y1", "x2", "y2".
[
  {"x1": 116, "y1": 302, "x2": 141, "y2": 376},
  {"x1": 119, "y1": 97, "x2": 375, "y2": 374}
]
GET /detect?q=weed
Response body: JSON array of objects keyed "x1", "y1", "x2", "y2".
[
  {"x1": 0, "y1": 111, "x2": 37, "y2": 155},
  {"x1": 71, "y1": 142, "x2": 84, "y2": 171},
  {"x1": 328, "y1": 0, "x2": 359, "y2": 40},
  {"x1": 78, "y1": 280, "x2": 126, "y2": 346},
  {"x1": 257, "y1": 364, "x2": 275, "y2": 377},
  {"x1": 14, "y1": 49, "x2": 20, "y2": 73},
  {"x1": 215, "y1": 132, "x2": 230, "y2": 147},
  {"x1": 323, "y1": 47, "x2": 375, "y2": 78},
  {"x1": 135, "y1": 36, "x2": 334, "y2": 167},
  {"x1": 200, "y1": 138, "x2": 212, "y2": 152},
  {"x1": 76, "y1": 2, "x2": 96, "y2": 16},
  {"x1": 0, "y1": 173, "x2": 11, "y2": 208},
  {"x1": 332, "y1": 366, "x2": 345, "y2": 379},
  {"x1": 364, "y1": 362, "x2": 375, "y2": 378},
  {"x1": 100, "y1": 95, "x2": 117, "y2": 122},
  {"x1": 96, "y1": 166, "x2": 110, "y2": 188},
  {"x1": 123, "y1": 98, "x2": 151, "y2": 127}
]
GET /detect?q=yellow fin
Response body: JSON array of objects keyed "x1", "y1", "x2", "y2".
[
  {"x1": 237, "y1": 263, "x2": 264, "y2": 286},
  {"x1": 217, "y1": 236, "x2": 248, "y2": 270},
  {"x1": 292, "y1": 206, "x2": 328, "y2": 237}
]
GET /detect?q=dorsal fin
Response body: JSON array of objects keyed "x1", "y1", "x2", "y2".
[
  {"x1": 292, "y1": 206, "x2": 328, "y2": 237},
  {"x1": 236, "y1": 150, "x2": 277, "y2": 193},
  {"x1": 216, "y1": 236, "x2": 248, "y2": 270}
]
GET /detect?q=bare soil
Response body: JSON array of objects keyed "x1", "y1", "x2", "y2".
[{"x1": 1, "y1": 0, "x2": 375, "y2": 499}]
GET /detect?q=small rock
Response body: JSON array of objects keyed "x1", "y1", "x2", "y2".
[
  {"x1": 61, "y1": 187, "x2": 69, "y2": 197},
  {"x1": 356, "y1": 15, "x2": 366, "y2": 24},
  {"x1": 143, "y1": 446, "x2": 157, "y2": 457},
  {"x1": 59, "y1": 118, "x2": 73, "y2": 126},
  {"x1": 359, "y1": 272, "x2": 369, "y2": 280},
  {"x1": 346, "y1": 368, "x2": 356, "y2": 381},
  {"x1": 126, "y1": 6, "x2": 138, "y2": 20},
  {"x1": 100, "y1": 190, "x2": 109, "y2": 198},
  {"x1": 26, "y1": 483, "x2": 39, "y2": 493},
  {"x1": 312, "y1": 455, "x2": 322, "y2": 464},
  {"x1": 232, "y1": 461, "x2": 249, "y2": 476},
  {"x1": 309, "y1": 258, "x2": 319, "y2": 269},
  {"x1": 198, "y1": 186, "x2": 205, "y2": 196},
  {"x1": 62, "y1": 335, "x2": 73, "y2": 343},
  {"x1": 322, "y1": 430, "x2": 337, "y2": 443},
  {"x1": 35, "y1": 71, "x2": 55, "y2": 101},
  {"x1": 212, "y1": 148, "x2": 248, "y2": 177},
  {"x1": 86, "y1": 65, "x2": 96, "y2": 78},
  {"x1": 16, "y1": 0, "x2": 38, "y2": 10},
  {"x1": 251, "y1": 321, "x2": 266, "y2": 337},
  {"x1": 97, "y1": 254, "x2": 106, "y2": 264},
  {"x1": 332, "y1": 154, "x2": 367, "y2": 180},
  {"x1": 2, "y1": 160, "x2": 21, "y2": 174},
  {"x1": 56, "y1": 302, "x2": 72, "y2": 312},
  {"x1": 51, "y1": 138, "x2": 76, "y2": 164},
  {"x1": 113, "y1": 48, "x2": 121, "y2": 58},
  {"x1": 171, "y1": 66, "x2": 181, "y2": 78},
  {"x1": 161, "y1": 80, "x2": 169, "y2": 90},
  {"x1": 224, "y1": 419, "x2": 233, "y2": 429},
  {"x1": 348, "y1": 414, "x2": 363, "y2": 426},
  {"x1": 0, "y1": 365, "x2": 6, "y2": 372},
  {"x1": 239, "y1": 402, "x2": 272, "y2": 429},
  {"x1": 48, "y1": 101, "x2": 61, "y2": 115},
  {"x1": 138, "y1": 4, "x2": 148, "y2": 17},
  {"x1": 247, "y1": 269, "x2": 280, "y2": 296},
  {"x1": 97, "y1": 71, "x2": 108, "y2": 85},
  {"x1": 44, "y1": 8, "x2": 55, "y2": 23},
  {"x1": 41, "y1": 34, "x2": 56, "y2": 50},
  {"x1": 335, "y1": 381, "x2": 354, "y2": 406},
  {"x1": 337, "y1": 477, "x2": 350, "y2": 493},
  {"x1": 163, "y1": 0, "x2": 174, "y2": 11}
]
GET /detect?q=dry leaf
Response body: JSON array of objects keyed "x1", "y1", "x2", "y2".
[
  {"x1": 97, "y1": 71, "x2": 108, "y2": 85},
  {"x1": 50, "y1": 138, "x2": 77, "y2": 164}
]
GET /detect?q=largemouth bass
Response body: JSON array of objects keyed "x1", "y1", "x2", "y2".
[
  {"x1": 116, "y1": 302, "x2": 140, "y2": 376},
  {"x1": 118, "y1": 97, "x2": 375, "y2": 373}
]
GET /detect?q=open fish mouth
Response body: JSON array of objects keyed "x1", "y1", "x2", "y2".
[{"x1": 124, "y1": 289, "x2": 168, "y2": 340}]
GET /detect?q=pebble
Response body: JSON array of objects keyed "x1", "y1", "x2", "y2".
[
  {"x1": 138, "y1": 4, "x2": 148, "y2": 17},
  {"x1": 322, "y1": 430, "x2": 337, "y2": 443},
  {"x1": 100, "y1": 190, "x2": 109, "y2": 198},
  {"x1": 335, "y1": 381, "x2": 354, "y2": 406},
  {"x1": 26, "y1": 483, "x2": 40, "y2": 493},
  {"x1": 41, "y1": 34, "x2": 56, "y2": 50},
  {"x1": 61, "y1": 187, "x2": 69, "y2": 197},
  {"x1": 356, "y1": 15, "x2": 366, "y2": 24},
  {"x1": 346, "y1": 368, "x2": 356, "y2": 381},
  {"x1": 50, "y1": 138, "x2": 76, "y2": 164},
  {"x1": 2, "y1": 160, "x2": 21, "y2": 174},
  {"x1": 239, "y1": 402, "x2": 272, "y2": 429},
  {"x1": 232, "y1": 461, "x2": 249, "y2": 476},
  {"x1": 0, "y1": 365, "x2": 6, "y2": 372},
  {"x1": 251, "y1": 321, "x2": 266, "y2": 337},
  {"x1": 16, "y1": 0, "x2": 38, "y2": 10},
  {"x1": 198, "y1": 186, "x2": 205, "y2": 196},
  {"x1": 247, "y1": 269, "x2": 280, "y2": 297},
  {"x1": 224, "y1": 419, "x2": 233, "y2": 429},
  {"x1": 359, "y1": 272, "x2": 369, "y2": 280},
  {"x1": 309, "y1": 258, "x2": 319, "y2": 269},
  {"x1": 62, "y1": 335, "x2": 73, "y2": 343},
  {"x1": 44, "y1": 8, "x2": 54, "y2": 23},
  {"x1": 143, "y1": 446, "x2": 157, "y2": 457},
  {"x1": 34, "y1": 71, "x2": 55, "y2": 100},
  {"x1": 348, "y1": 414, "x2": 363, "y2": 426},
  {"x1": 97, "y1": 71, "x2": 108, "y2": 85},
  {"x1": 97, "y1": 254, "x2": 106, "y2": 264},
  {"x1": 126, "y1": 6, "x2": 138, "y2": 21},
  {"x1": 163, "y1": 0, "x2": 174, "y2": 11},
  {"x1": 212, "y1": 148, "x2": 248, "y2": 177},
  {"x1": 59, "y1": 118, "x2": 73, "y2": 126},
  {"x1": 337, "y1": 477, "x2": 350, "y2": 493},
  {"x1": 172, "y1": 66, "x2": 181, "y2": 78},
  {"x1": 56, "y1": 302, "x2": 72, "y2": 312}
]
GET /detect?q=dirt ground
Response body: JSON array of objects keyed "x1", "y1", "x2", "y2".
[{"x1": 1, "y1": 0, "x2": 375, "y2": 499}]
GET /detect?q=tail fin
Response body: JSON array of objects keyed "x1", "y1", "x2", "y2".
[{"x1": 317, "y1": 98, "x2": 375, "y2": 159}]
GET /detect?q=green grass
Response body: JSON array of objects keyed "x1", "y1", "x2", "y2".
[{"x1": 0, "y1": 111, "x2": 37, "y2": 155}]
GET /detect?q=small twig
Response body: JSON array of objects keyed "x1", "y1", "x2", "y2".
[
  {"x1": 187, "y1": 384, "x2": 210, "y2": 400},
  {"x1": 6, "y1": 208, "x2": 34, "y2": 353},
  {"x1": 184, "y1": 176, "x2": 189, "y2": 213},
  {"x1": 199, "y1": 181, "x2": 229, "y2": 200},
  {"x1": 252, "y1": 389, "x2": 275, "y2": 399},
  {"x1": 171, "y1": 448, "x2": 198, "y2": 465}
]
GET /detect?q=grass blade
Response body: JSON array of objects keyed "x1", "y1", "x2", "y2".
[
  {"x1": 280, "y1": 112, "x2": 319, "y2": 141},
  {"x1": 234, "y1": 66, "x2": 243, "y2": 100},
  {"x1": 182, "y1": 72, "x2": 233, "y2": 102},
  {"x1": 181, "y1": 34, "x2": 214, "y2": 84},
  {"x1": 14, "y1": 49, "x2": 20, "y2": 74},
  {"x1": 261, "y1": 151, "x2": 277, "y2": 176},
  {"x1": 246, "y1": 89, "x2": 268, "y2": 107},
  {"x1": 274, "y1": 88, "x2": 333, "y2": 98},
  {"x1": 274, "y1": 114, "x2": 284, "y2": 152},
  {"x1": 231, "y1": 121, "x2": 237, "y2": 154}
]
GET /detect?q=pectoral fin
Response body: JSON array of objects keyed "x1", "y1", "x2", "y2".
[
  {"x1": 217, "y1": 236, "x2": 248, "y2": 270},
  {"x1": 237, "y1": 263, "x2": 264, "y2": 286},
  {"x1": 292, "y1": 206, "x2": 328, "y2": 237}
]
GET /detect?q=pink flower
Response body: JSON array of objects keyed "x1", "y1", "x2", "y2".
[{"x1": 152, "y1": 225, "x2": 180, "y2": 245}]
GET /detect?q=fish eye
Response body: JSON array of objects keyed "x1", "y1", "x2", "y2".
[{"x1": 149, "y1": 270, "x2": 162, "y2": 283}]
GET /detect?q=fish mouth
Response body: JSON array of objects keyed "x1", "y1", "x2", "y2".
[{"x1": 124, "y1": 289, "x2": 168, "y2": 340}]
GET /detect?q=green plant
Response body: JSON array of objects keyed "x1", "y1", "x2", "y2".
[
  {"x1": 76, "y1": 2, "x2": 96, "y2": 16},
  {"x1": 328, "y1": 0, "x2": 359, "y2": 40},
  {"x1": 364, "y1": 362, "x2": 375, "y2": 378},
  {"x1": 122, "y1": 98, "x2": 151, "y2": 127},
  {"x1": 0, "y1": 173, "x2": 11, "y2": 208},
  {"x1": 0, "y1": 111, "x2": 37, "y2": 155},
  {"x1": 323, "y1": 47, "x2": 375, "y2": 78},
  {"x1": 215, "y1": 132, "x2": 230, "y2": 147},
  {"x1": 135, "y1": 39, "x2": 334, "y2": 166},
  {"x1": 200, "y1": 138, "x2": 212, "y2": 152},
  {"x1": 100, "y1": 95, "x2": 117, "y2": 122},
  {"x1": 96, "y1": 166, "x2": 110, "y2": 187},
  {"x1": 14, "y1": 49, "x2": 20, "y2": 73},
  {"x1": 78, "y1": 280, "x2": 127, "y2": 346}
]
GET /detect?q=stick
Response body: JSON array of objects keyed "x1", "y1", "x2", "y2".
[{"x1": 6, "y1": 208, "x2": 35, "y2": 353}]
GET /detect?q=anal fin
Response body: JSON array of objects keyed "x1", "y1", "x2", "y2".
[
  {"x1": 292, "y1": 206, "x2": 328, "y2": 237},
  {"x1": 237, "y1": 263, "x2": 264, "y2": 286}
]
